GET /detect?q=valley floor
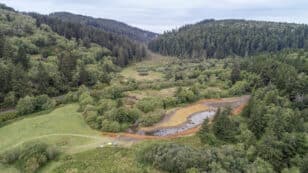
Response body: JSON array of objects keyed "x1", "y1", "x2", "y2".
[{"x1": 0, "y1": 94, "x2": 249, "y2": 173}]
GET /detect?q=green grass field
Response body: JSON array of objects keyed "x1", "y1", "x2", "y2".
[
  {"x1": 120, "y1": 65, "x2": 163, "y2": 81},
  {"x1": 120, "y1": 53, "x2": 175, "y2": 81},
  {"x1": 0, "y1": 104, "x2": 113, "y2": 154},
  {"x1": 49, "y1": 147, "x2": 162, "y2": 173},
  {"x1": 0, "y1": 104, "x2": 156, "y2": 173}
]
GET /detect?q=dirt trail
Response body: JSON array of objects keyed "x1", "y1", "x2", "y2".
[
  {"x1": 103, "y1": 95, "x2": 250, "y2": 140},
  {"x1": 6, "y1": 133, "x2": 106, "y2": 150}
]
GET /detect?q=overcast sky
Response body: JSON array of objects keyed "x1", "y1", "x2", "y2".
[{"x1": 1, "y1": 0, "x2": 308, "y2": 33}]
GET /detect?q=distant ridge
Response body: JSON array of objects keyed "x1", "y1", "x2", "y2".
[
  {"x1": 49, "y1": 12, "x2": 158, "y2": 43},
  {"x1": 149, "y1": 19, "x2": 308, "y2": 58}
]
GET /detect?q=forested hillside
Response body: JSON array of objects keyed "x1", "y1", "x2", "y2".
[
  {"x1": 28, "y1": 13, "x2": 147, "y2": 66},
  {"x1": 0, "y1": 5, "x2": 145, "y2": 108},
  {"x1": 0, "y1": 3, "x2": 307, "y2": 173},
  {"x1": 149, "y1": 19, "x2": 308, "y2": 58},
  {"x1": 49, "y1": 12, "x2": 158, "y2": 43}
]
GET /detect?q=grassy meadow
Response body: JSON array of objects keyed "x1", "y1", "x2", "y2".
[{"x1": 0, "y1": 104, "x2": 112, "y2": 154}]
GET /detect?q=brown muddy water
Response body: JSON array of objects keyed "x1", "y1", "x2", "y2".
[
  {"x1": 147, "y1": 110, "x2": 216, "y2": 136},
  {"x1": 137, "y1": 95, "x2": 250, "y2": 137}
]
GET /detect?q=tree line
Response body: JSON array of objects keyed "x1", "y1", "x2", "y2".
[
  {"x1": 28, "y1": 12, "x2": 147, "y2": 67},
  {"x1": 49, "y1": 12, "x2": 158, "y2": 43},
  {"x1": 149, "y1": 19, "x2": 308, "y2": 58}
]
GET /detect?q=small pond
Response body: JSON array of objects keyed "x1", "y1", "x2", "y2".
[{"x1": 147, "y1": 110, "x2": 216, "y2": 136}]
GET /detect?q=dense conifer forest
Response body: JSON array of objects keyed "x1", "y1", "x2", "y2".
[
  {"x1": 48, "y1": 12, "x2": 158, "y2": 43},
  {"x1": 149, "y1": 19, "x2": 308, "y2": 58}
]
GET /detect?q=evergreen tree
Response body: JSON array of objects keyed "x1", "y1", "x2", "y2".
[
  {"x1": 212, "y1": 107, "x2": 239, "y2": 142},
  {"x1": 0, "y1": 32, "x2": 5, "y2": 58},
  {"x1": 231, "y1": 63, "x2": 241, "y2": 84},
  {"x1": 14, "y1": 46, "x2": 29, "y2": 69}
]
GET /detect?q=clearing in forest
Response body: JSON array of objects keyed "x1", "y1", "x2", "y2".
[{"x1": 120, "y1": 53, "x2": 175, "y2": 81}]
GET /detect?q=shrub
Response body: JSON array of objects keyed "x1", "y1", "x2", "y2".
[
  {"x1": 103, "y1": 85, "x2": 123, "y2": 99},
  {"x1": 108, "y1": 107, "x2": 141, "y2": 124},
  {"x1": 162, "y1": 97, "x2": 177, "y2": 109},
  {"x1": 3, "y1": 91, "x2": 17, "y2": 106},
  {"x1": 63, "y1": 91, "x2": 79, "y2": 103},
  {"x1": 138, "y1": 143, "x2": 205, "y2": 173},
  {"x1": 101, "y1": 119, "x2": 122, "y2": 132},
  {"x1": 137, "y1": 97, "x2": 163, "y2": 113},
  {"x1": 0, "y1": 142, "x2": 58, "y2": 173},
  {"x1": 201, "y1": 87, "x2": 227, "y2": 99},
  {"x1": 0, "y1": 111, "x2": 18, "y2": 125},
  {"x1": 84, "y1": 111, "x2": 100, "y2": 129},
  {"x1": 16, "y1": 96, "x2": 35, "y2": 115},
  {"x1": 176, "y1": 87, "x2": 198, "y2": 104},
  {"x1": 229, "y1": 80, "x2": 250, "y2": 96},
  {"x1": 139, "y1": 110, "x2": 165, "y2": 127},
  {"x1": 16, "y1": 95, "x2": 55, "y2": 115},
  {"x1": 78, "y1": 92, "x2": 94, "y2": 112},
  {"x1": 97, "y1": 99, "x2": 117, "y2": 115},
  {"x1": 34, "y1": 94, "x2": 56, "y2": 111}
]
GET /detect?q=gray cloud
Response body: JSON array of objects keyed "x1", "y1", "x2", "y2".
[{"x1": 1, "y1": 0, "x2": 308, "y2": 33}]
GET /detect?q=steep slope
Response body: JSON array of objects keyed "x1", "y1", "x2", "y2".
[
  {"x1": 149, "y1": 19, "x2": 308, "y2": 58},
  {"x1": 28, "y1": 12, "x2": 147, "y2": 66},
  {"x1": 0, "y1": 5, "x2": 136, "y2": 105},
  {"x1": 49, "y1": 12, "x2": 158, "y2": 43}
]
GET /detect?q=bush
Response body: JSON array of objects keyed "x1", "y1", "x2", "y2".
[
  {"x1": 34, "y1": 94, "x2": 56, "y2": 111},
  {"x1": 162, "y1": 97, "x2": 177, "y2": 109},
  {"x1": 0, "y1": 111, "x2": 18, "y2": 125},
  {"x1": 137, "y1": 97, "x2": 163, "y2": 113},
  {"x1": 78, "y1": 92, "x2": 94, "y2": 112},
  {"x1": 139, "y1": 110, "x2": 165, "y2": 127},
  {"x1": 138, "y1": 143, "x2": 206, "y2": 173},
  {"x1": 101, "y1": 119, "x2": 122, "y2": 132},
  {"x1": 84, "y1": 110, "x2": 101, "y2": 129},
  {"x1": 100, "y1": 106, "x2": 141, "y2": 131},
  {"x1": 97, "y1": 99, "x2": 117, "y2": 115},
  {"x1": 201, "y1": 87, "x2": 229, "y2": 99},
  {"x1": 63, "y1": 91, "x2": 79, "y2": 103},
  {"x1": 106, "y1": 107, "x2": 141, "y2": 124},
  {"x1": 176, "y1": 87, "x2": 198, "y2": 103},
  {"x1": 3, "y1": 91, "x2": 17, "y2": 106},
  {"x1": 0, "y1": 142, "x2": 58, "y2": 173},
  {"x1": 103, "y1": 85, "x2": 124, "y2": 99},
  {"x1": 229, "y1": 80, "x2": 250, "y2": 96},
  {"x1": 16, "y1": 96, "x2": 35, "y2": 115}
]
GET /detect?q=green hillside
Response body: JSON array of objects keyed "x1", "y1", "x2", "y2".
[
  {"x1": 49, "y1": 12, "x2": 158, "y2": 43},
  {"x1": 149, "y1": 19, "x2": 308, "y2": 58}
]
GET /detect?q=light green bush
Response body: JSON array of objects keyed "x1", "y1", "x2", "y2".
[{"x1": 16, "y1": 96, "x2": 35, "y2": 115}]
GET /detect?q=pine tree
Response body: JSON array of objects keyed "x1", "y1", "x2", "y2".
[
  {"x1": 36, "y1": 63, "x2": 50, "y2": 93},
  {"x1": 15, "y1": 46, "x2": 29, "y2": 69},
  {"x1": 231, "y1": 63, "x2": 241, "y2": 84},
  {"x1": 0, "y1": 32, "x2": 5, "y2": 59}
]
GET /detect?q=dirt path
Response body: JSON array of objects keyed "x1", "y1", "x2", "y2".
[{"x1": 2, "y1": 133, "x2": 111, "y2": 153}]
